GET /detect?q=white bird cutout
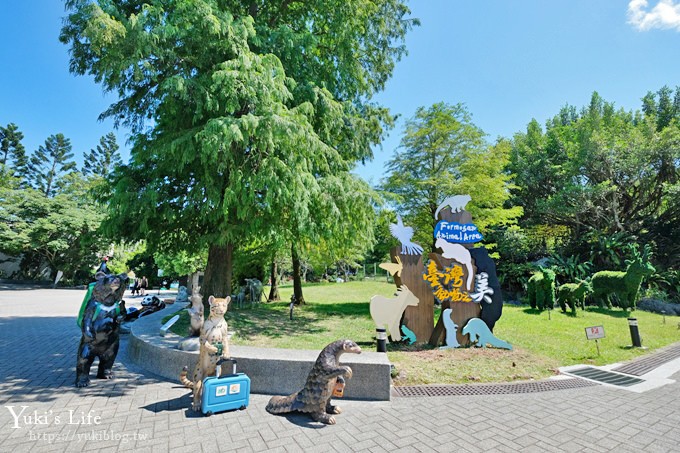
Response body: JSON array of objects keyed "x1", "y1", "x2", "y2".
[{"x1": 389, "y1": 214, "x2": 424, "y2": 255}]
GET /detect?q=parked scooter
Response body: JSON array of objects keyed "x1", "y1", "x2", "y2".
[{"x1": 124, "y1": 295, "x2": 166, "y2": 321}]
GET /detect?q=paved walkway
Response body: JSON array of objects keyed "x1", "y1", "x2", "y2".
[{"x1": 1, "y1": 287, "x2": 679, "y2": 452}]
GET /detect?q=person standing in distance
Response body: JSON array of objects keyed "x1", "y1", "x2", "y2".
[{"x1": 140, "y1": 276, "x2": 148, "y2": 296}]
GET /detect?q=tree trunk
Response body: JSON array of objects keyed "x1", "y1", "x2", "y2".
[
  {"x1": 291, "y1": 243, "x2": 305, "y2": 304},
  {"x1": 187, "y1": 271, "x2": 200, "y2": 295},
  {"x1": 268, "y1": 260, "x2": 281, "y2": 301},
  {"x1": 202, "y1": 243, "x2": 233, "y2": 308}
]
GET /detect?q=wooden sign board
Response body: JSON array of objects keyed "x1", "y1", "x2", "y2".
[
  {"x1": 390, "y1": 247, "x2": 434, "y2": 343},
  {"x1": 585, "y1": 325, "x2": 605, "y2": 340},
  {"x1": 427, "y1": 208, "x2": 480, "y2": 347}
]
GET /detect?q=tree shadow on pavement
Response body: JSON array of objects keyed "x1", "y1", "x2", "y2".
[{"x1": 0, "y1": 316, "x2": 156, "y2": 404}]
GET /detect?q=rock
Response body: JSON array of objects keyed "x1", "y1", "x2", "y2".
[{"x1": 178, "y1": 336, "x2": 201, "y2": 351}]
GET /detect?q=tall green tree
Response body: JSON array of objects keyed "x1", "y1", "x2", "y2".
[
  {"x1": 154, "y1": 248, "x2": 206, "y2": 281},
  {"x1": 82, "y1": 132, "x2": 122, "y2": 178},
  {"x1": 455, "y1": 139, "x2": 523, "y2": 231},
  {"x1": 509, "y1": 90, "x2": 680, "y2": 269},
  {"x1": 0, "y1": 173, "x2": 107, "y2": 282},
  {"x1": 0, "y1": 123, "x2": 27, "y2": 174},
  {"x1": 61, "y1": 0, "x2": 415, "y2": 300},
  {"x1": 289, "y1": 172, "x2": 378, "y2": 303},
  {"x1": 27, "y1": 133, "x2": 77, "y2": 197},
  {"x1": 364, "y1": 209, "x2": 398, "y2": 265},
  {"x1": 382, "y1": 102, "x2": 518, "y2": 252},
  {"x1": 641, "y1": 85, "x2": 680, "y2": 131},
  {"x1": 507, "y1": 118, "x2": 561, "y2": 227}
]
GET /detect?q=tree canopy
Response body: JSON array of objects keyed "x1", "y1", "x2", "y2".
[
  {"x1": 0, "y1": 123, "x2": 125, "y2": 283},
  {"x1": 82, "y1": 132, "x2": 122, "y2": 178},
  {"x1": 381, "y1": 102, "x2": 521, "y2": 252},
  {"x1": 27, "y1": 133, "x2": 77, "y2": 197},
  {"x1": 508, "y1": 90, "x2": 680, "y2": 269},
  {"x1": 0, "y1": 171, "x2": 107, "y2": 281},
  {"x1": 60, "y1": 0, "x2": 417, "y2": 297},
  {"x1": 0, "y1": 123, "x2": 27, "y2": 178}
]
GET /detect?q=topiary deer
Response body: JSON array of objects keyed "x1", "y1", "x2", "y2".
[
  {"x1": 527, "y1": 268, "x2": 556, "y2": 310},
  {"x1": 591, "y1": 246, "x2": 655, "y2": 310},
  {"x1": 557, "y1": 279, "x2": 592, "y2": 314}
]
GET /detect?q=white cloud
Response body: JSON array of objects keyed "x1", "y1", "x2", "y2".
[{"x1": 628, "y1": 0, "x2": 680, "y2": 31}]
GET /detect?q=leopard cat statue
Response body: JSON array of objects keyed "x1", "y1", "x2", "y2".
[
  {"x1": 180, "y1": 295, "x2": 231, "y2": 411},
  {"x1": 266, "y1": 339, "x2": 361, "y2": 425},
  {"x1": 75, "y1": 272, "x2": 129, "y2": 387}
]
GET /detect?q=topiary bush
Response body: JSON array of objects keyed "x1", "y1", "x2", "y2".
[
  {"x1": 527, "y1": 268, "x2": 556, "y2": 310},
  {"x1": 591, "y1": 256, "x2": 655, "y2": 310},
  {"x1": 557, "y1": 279, "x2": 592, "y2": 314}
]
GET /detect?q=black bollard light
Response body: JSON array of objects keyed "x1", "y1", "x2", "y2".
[
  {"x1": 628, "y1": 317, "x2": 642, "y2": 348},
  {"x1": 376, "y1": 328, "x2": 387, "y2": 353},
  {"x1": 289, "y1": 294, "x2": 296, "y2": 320}
]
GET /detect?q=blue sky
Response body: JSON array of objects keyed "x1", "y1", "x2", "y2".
[{"x1": 2, "y1": 1, "x2": 680, "y2": 185}]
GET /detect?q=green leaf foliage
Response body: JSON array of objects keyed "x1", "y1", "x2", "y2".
[
  {"x1": 154, "y1": 248, "x2": 207, "y2": 279},
  {"x1": 0, "y1": 123, "x2": 28, "y2": 180},
  {"x1": 0, "y1": 173, "x2": 107, "y2": 282},
  {"x1": 27, "y1": 133, "x2": 78, "y2": 198},
  {"x1": 509, "y1": 89, "x2": 680, "y2": 270},
  {"x1": 60, "y1": 1, "x2": 415, "y2": 292},
  {"x1": 381, "y1": 103, "x2": 521, "y2": 252},
  {"x1": 82, "y1": 132, "x2": 122, "y2": 178}
]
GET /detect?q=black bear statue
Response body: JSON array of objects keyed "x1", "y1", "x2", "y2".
[{"x1": 75, "y1": 271, "x2": 129, "y2": 387}]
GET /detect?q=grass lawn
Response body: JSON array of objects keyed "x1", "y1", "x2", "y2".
[{"x1": 164, "y1": 281, "x2": 680, "y2": 385}]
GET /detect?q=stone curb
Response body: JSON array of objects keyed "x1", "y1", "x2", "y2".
[{"x1": 128, "y1": 304, "x2": 393, "y2": 401}]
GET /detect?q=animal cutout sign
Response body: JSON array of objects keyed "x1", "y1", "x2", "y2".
[
  {"x1": 435, "y1": 195, "x2": 471, "y2": 218},
  {"x1": 425, "y1": 195, "x2": 506, "y2": 347},
  {"x1": 371, "y1": 199, "x2": 506, "y2": 348},
  {"x1": 440, "y1": 308, "x2": 460, "y2": 349},
  {"x1": 370, "y1": 286, "x2": 419, "y2": 342},
  {"x1": 462, "y1": 318, "x2": 512, "y2": 350},
  {"x1": 389, "y1": 215, "x2": 423, "y2": 255},
  {"x1": 379, "y1": 255, "x2": 403, "y2": 278},
  {"x1": 400, "y1": 325, "x2": 417, "y2": 345}
]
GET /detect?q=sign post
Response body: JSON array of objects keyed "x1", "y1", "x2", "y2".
[{"x1": 585, "y1": 325, "x2": 605, "y2": 356}]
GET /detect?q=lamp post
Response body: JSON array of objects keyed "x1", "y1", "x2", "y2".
[
  {"x1": 376, "y1": 328, "x2": 387, "y2": 353},
  {"x1": 628, "y1": 318, "x2": 642, "y2": 348}
]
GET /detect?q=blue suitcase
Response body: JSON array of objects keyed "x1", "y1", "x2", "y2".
[{"x1": 201, "y1": 358, "x2": 251, "y2": 416}]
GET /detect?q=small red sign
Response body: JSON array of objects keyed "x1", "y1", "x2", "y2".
[{"x1": 585, "y1": 325, "x2": 605, "y2": 340}]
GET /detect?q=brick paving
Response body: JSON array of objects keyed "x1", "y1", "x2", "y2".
[
  {"x1": 1, "y1": 287, "x2": 679, "y2": 452},
  {"x1": 612, "y1": 343, "x2": 680, "y2": 376}
]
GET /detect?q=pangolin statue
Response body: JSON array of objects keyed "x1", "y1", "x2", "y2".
[{"x1": 265, "y1": 339, "x2": 361, "y2": 424}]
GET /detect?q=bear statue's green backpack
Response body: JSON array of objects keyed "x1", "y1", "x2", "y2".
[{"x1": 77, "y1": 282, "x2": 96, "y2": 328}]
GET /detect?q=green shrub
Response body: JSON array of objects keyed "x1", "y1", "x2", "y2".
[
  {"x1": 497, "y1": 262, "x2": 535, "y2": 296},
  {"x1": 527, "y1": 268, "x2": 556, "y2": 310},
  {"x1": 549, "y1": 254, "x2": 592, "y2": 285},
  {"x1": 647, "y1": 269, "x2": 680, "y2": 302},
  {"x1": 591, "y1": 258, "x2": 655, "y2": 310},
  {"x1": 557, "y1": 279, "x2": 592, "y2": 313}
]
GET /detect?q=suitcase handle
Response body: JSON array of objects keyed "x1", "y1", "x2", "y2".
[{"x1": 215, "y1": 357, "x2": 237, "y2": 377}]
